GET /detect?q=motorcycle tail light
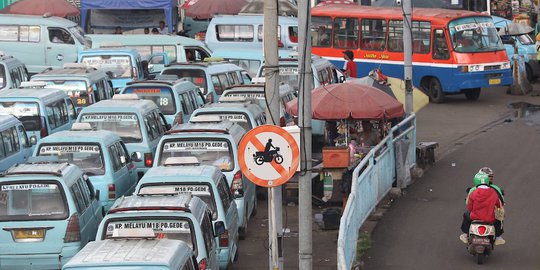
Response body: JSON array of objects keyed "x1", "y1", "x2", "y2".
[{"x1": 478, "y1": 225, "x2": 486, "y2": 235}]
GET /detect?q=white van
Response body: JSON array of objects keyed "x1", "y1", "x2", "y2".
[
  {"x1": 0, "y1": 14, "x2": 89, "y2": 74},
  {"x1": 205, "y1": 14, "x2": 299, "y2": 51}
]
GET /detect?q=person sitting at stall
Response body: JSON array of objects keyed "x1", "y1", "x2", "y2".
[
  {"x1": 358, "y1": 121, "x2": 380, "y2": 147},
  {"x1": 325, "y1": 121, "x2": 339, "y2": 146}
]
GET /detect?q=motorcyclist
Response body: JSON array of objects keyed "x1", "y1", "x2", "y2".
[
  {"x1": 466, "y1": 167, "x2": 505, "y2": 204},
  {"x1": 264, "y1": 139, "x2": 276, "y2": 154},
  {"x1": 460, "y1": 172, "x2": 505, "y2": 245}
]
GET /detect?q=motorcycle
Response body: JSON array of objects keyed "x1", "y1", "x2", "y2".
[
  {"x1": 253, "y1": 147, "x2": 283, "y2": 165},
  {"x1": 465, "y1": 221, "x2": 496, "y2": 264}
]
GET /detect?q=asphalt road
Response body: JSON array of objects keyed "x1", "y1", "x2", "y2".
[{"x1": 363, "y1": 114, "x2": 540, "y2": 269}]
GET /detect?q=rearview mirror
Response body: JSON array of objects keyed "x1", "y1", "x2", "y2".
[
  {"x1": 29, "y1": 136, "x2": 37, "y2": 146},
  {"x1": 214, "y1": 221, "x2": 225, "y2": 237},
  {"x1": 131, "y1": 152, "x2": 142, "y2": 162}
]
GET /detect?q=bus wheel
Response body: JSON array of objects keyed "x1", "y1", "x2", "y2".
[
  {"x1": 427, "y1": 78, "x2": 444, "y2": 103},
  {"x1": 464, "y1": 88, "x2": 481, "y2": 101}
]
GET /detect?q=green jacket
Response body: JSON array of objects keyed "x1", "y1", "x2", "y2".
[{"x1": 465, "y1": 184, "x2": 505, "y2": 205}]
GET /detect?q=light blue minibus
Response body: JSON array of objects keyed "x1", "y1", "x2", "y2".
[
  {"x1": 0, "y1": 86, "x2": 77, "y2": 141},
  {"x1": 76, "y1": 94, "x2": 170, "y2": 179},
  {"x1": 0, "y1": 115, "x2": 33, "y2": 172},
  {"x1": 0, "y1": 14, "x2": 89, "y2": 74},
  {"x1": 34, "y1": 124, "x2": 138, "y2": 211}
]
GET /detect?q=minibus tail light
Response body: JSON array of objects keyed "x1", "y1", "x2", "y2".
[
  {"x1": 108, "y1": 184, "x2": 115, "y2": 200},
  {"x1": 219, "y1": 229, "x2": 229, "y2": 247},
  {"x1": 198, "y1": 258, "x2": 207, "y2": 270},
  {"x1": 231, "y1": 171, "x2": 244, "y2": 198},
  {"x1": 280, "y1": 116, "x2": 285, "y2": 127},
  {"x1": 40, "y1": 117, "x2": 48, "y2": 138},
  {"x1": 144, "y1": 153, "x2": 153, "y2": 167},
  {"x1": 278, "y1": 40, "x2": 284, "y2": 48},
  {"x1": 64, "y1": 214, "x2": 81, "y2": 243}
]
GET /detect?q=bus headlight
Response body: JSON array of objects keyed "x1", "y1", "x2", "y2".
[
  {"x1": 501, "y1": 62, "x2": 511, "y2": 69},
  {"x1": 468, "y1": 65, "x2": 482, "y2": 72}
]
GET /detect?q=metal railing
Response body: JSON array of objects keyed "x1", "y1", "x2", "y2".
[{"x1": 337, "y1": 114, "x2": 416, "y2": 269}]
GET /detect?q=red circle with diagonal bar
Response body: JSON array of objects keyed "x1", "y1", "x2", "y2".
[{"x1": 238, "y1": 125, "x2": 299, "y2": 187}]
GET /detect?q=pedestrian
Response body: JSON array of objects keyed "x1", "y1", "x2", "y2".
[
  {"x1": 342, "y1": 50, "x2": 357, "y2": 78},
  {"x1": 144, "y1": 27, "x2": 150, "y2": 35},
  {"x1": 158, "y1": 21, "x2": 167, "y2": 34},
  {"x1": 151, "y1": 28, "x2": 159, "y2": 35},
  {"x1": 114, "y1": 26, "x2": 123, "y2": 35}
]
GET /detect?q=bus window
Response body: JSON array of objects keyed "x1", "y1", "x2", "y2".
[
  {"x1": 216, "y1": 25, "x2": 254, "y2": 42},
  {"x1": 412, "y1": 21, "x2": 431, "y2": 54},
  {"x1": 311, "y1": 16, "x2": 333, "y2": 47},
  {"x1": 333, "y1": 17, "x2": 359, "y2": 49},
  {"x1": 388, "y1": 20, "x2": 404, "y2": 52},
  {"x1": 258, "y1": 25, "x2": 281, "y2": 41},
  {"x1": 448, "y1": 17, "x2": 503, "y2": 53},
  {"x1": 288, "y1": 26, "x2": 299, "y2": 43},
  {"x1": 432, "y1": 29, "x2": 449, "y2": 60},
  {"x1": 361, "y1": 19, "x2": 386, "y2": 51}
]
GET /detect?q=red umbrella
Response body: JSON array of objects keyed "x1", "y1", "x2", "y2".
[
  {"x1": 182, "y1": 0, "x2": 247, "y2": 19},
  {"x1": 285, "y1": 82, "x2": 405, "y2": 120},
  {"x1": 0, "y1": 0, "x2": 79, "y2": 17}
]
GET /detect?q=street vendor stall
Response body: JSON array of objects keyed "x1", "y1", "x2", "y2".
[{"x1": 285, "y1": 81, "x2": 404, "y2": 205}]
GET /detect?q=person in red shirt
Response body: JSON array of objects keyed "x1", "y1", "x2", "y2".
[
  {"x1": 342, "y1": 50, "x2": 357, "y2": 78},
  {"x1": 460, "y1": 172, "x2": 505, "y2": 245}
]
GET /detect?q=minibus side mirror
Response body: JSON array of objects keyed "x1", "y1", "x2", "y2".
[
  {"x1": 214, "y1": 221, "x2": 225, "y2": 237},
  {"x1": 29, "y1": 136, "x2": 37, "y2": 145},
  {"x1": 339, "y1": 75, "x2": 346, "y2": 83}
]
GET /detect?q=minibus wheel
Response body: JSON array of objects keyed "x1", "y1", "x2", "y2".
[
  {"x1": 427, "y1": 77, "x2": 444, "y2": 103},
  {"x1": 464, "y1": 88, "x2": 481, "y2": 101}
]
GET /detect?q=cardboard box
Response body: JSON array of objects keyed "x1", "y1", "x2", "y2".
[{"x1": 322, "y1": 147, "x2": 350, "y2": 168}]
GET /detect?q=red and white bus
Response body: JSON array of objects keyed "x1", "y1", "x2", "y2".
[{"x1": 310, "y1": 5, "x2": 512, "y2": 103}]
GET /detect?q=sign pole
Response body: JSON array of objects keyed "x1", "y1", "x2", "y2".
[
  {"x1": 403, "y1": 0, "x2": 413, "y2": 115},
  {"x1": 298, "y1": 0, "x2": 313, "y2": 269}
]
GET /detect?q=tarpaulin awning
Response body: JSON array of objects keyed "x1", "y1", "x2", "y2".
[
  {"x1": 80, "y1": 0, "x2": 176, "y2": 33},
  {"x1": 0, "y1": 0, "x2": 79, "y2": 17}
]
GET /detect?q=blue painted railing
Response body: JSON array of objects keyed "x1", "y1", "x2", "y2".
[{"x1": 337, "y1": 114, "x2": 416, "y2": 269}]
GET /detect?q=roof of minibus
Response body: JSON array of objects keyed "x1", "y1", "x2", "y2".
[
  {"x1": 124, "y1": 80, "x2": 199, "y2": 94},
  {"x1": 79, "y1": 47, "x2": 140, "y2": 56},
  {"x1": 31, "y1": 68, "x2": 110, "y2": 82},
  {"x1": 212, "y1": 48, "x2": 293, "y2": 60},
  {"x1": 142, "y1": 165, "x2": 223, "y2": 185},
  {"x1": 0, "y1": 88, "x2": 67, "y2": 104},
  {"x1": 88, "y1": 34, "x2": 207, "y2": 47},
  {"x1": 80, "y1": 99, "x2": 158, "y2": 114},
  {"x1": 0, "y1": 115, "x2": 20, "y2": 130},
  {"x1": 111, "y1": 193, "x2": 206, "y2": 218},
  {"x1": 2, "y1": 162, "x2": 82, "y2": 187},
  {"x1": 199, "y1": 102, "x2": 264, "y2": 117},
  {"x1": 311, "y1": 5, "x2": 490, "y2": 24},
  {"x1": 63, "y1": 239, "x2": 191, "y2": 268},
  {"x1": 211, "y1": 14, "x2": 298, "y2": 25},
  {"x1": 163, "y1": 62, "x2": 243, "y2": 73},
  {"x1": 0, "y1": 14, "x2": 77, "y2": 27},
  {"x1": 37, "y1": 130, "x2": 121, "y2": 146}
]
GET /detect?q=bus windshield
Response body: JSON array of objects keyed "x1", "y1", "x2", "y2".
[{"x1": 449, "y1": 17, "x2": 504, "y2": 53}]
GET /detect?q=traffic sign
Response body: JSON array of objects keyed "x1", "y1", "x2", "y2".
[{"x1": 238, "y1": 125, "x2": 300, "y2": 187}]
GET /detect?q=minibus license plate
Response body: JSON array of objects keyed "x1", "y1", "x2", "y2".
[
  {"x1": 14, "y1": 229, "x2": 44, "y2": 240},
  {"x1": 489, "y1": 78, "x2": 501, "y2": 85}
]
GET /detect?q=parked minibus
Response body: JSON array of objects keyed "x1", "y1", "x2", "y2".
[
  {"x1": 0, "y1": 14, "x2": 89, "y2": 74},
  {"x1": 0, "y1": 85, "x2": 77, "y2": 141},
  {"x1": 0, "y1": 53, "x2": 29, "y2": 90},
  {"x1": 30, "y1": 63, "x2": 114, "y2": 112},
  {"x1": 205, "y1": 14, "x2": 299, "y2": 51},
  {"x1": 310, "y1": 5, "x2": 512, "y2": 103},
  {"x1": 0, "y1": 115, "x2": 33, "y2": 171}
]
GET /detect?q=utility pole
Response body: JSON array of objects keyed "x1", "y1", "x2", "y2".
[
  {"x1": 403, "y1": 0, "x2": 413, "y2": 115},
  {"x1": 263, "y1": 0, "x2": 282, "y2": 269},
  {"x1": 298, "y1": 0, "x2": 313, "y2": 269}
]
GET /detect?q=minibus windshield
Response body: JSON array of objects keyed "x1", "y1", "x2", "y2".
[
  {"x1": 81, "y1": 55, "x2": 133, "y2": 78},
  {"x1": 38, "y1": 144, "x2": 105, "y2": 175},
  {"x1": 0, "y1": 182, "x2": 68, "y2": 221},
  {"x1": 161, "y1": 69, "x2": 207, "y2": 94},
  {"x1": 80, "y1": 113, "x2": 142, "y2": 143},
  {"x1": 159, "y1": 139, "x2": 234, "y2": 171},
  {"x1": 123, "y1": 86, "x2": 176, "y2": 115},
  {"x1": 449, "y1": 17, "x2": 504, "y2": 53},
  {"x1": 0, "y1": 102, "x2": 41, "y2": 131},
  {"x1": 42, "y1": 80, "x2": 90, "y2": 106}
]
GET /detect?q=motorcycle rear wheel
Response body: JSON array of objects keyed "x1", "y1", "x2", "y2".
[
  {"x1": 476, "y1": 253, "x2": 485, "y2": 265},
  {"x1": 255, "y1": 156, "x2": 264, "y2": 165}
]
